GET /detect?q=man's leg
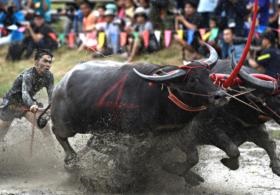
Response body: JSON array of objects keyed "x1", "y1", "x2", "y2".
[{"x1": 0, "y1": 119, "x2": 12, "y2": 142}]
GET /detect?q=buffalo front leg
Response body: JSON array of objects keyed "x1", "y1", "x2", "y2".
[
  {"x1": 210, "y1": 128, "x2": 241, "y2": 170},
  {"x1": 54, "y1": 132, "x2": 78, "y2": 165},
  {"x1": 247, "y1": 125, "x2": 280, "y2": 176}
]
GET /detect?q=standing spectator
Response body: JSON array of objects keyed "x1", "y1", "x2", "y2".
[
  {"x1": 127, "y1": 7, "x2": 159, "y2": 62},
  {"x1": 220, "y1": 28, "x2": 245, "y2": 60},
  {"x1": 197, "y1": 0, "x2": 218, "y2": 28},
  {"x1": 248, "y1": 0, "x2": 270, "y2": 26},
  {"x1": 248, "y1": 32, "x2": 280, "y2": 77},
  {"x1": 27, "y1": 0, "x2": 51, "y2": 22},
  {"x1": 215, "y1": 0, "x2": 249, "y2": 36},
  {"x1": 174, "y1": 1, "x2": 202, "y2": 59}
]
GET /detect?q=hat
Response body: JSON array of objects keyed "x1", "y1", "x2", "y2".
[
  {"x1": 104, "y1": 9, "x2": 115, "y2": 16},
  {"x1": 134, "y1": 7, "x2": 146, "y2": 16},
  {"x1": 106, "y1": 3, "x2": 117, "y2": 12},
  {"x1": 34, "y1": 11, "x2": 44, "y2": 18}
]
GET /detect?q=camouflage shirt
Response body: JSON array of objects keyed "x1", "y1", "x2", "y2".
[{"x1": 3, "y1": 67, "x2": 54, "y2": 107}]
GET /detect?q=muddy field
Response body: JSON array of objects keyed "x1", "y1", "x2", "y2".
[{"x1": 0, "y1": 119, "x2": 279, "y2": 195}]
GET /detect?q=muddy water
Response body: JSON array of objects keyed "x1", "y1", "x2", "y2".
[{"x1": 0, "y1": 119, "x2": 279, "y2": 194}]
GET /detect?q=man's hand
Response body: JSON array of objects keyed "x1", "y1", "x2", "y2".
[
  {"x1": 30, "y1": 105, "x2": 39, "y2": 113},
  {"x1": 176, "y1": 15, "x2": 185, "y2": 22}
]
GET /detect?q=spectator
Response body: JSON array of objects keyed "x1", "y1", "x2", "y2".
[
  {"x1": 93, "y1": 9, "x2": 121, "y2": 57},
  {"x1": 248, "y1": 32, "x2": 280, "y2": 77},
  {"x1": 124, "y1": 0, "x2": 136, "y2": 19},
  {"x1": 78, "y1": 0, "x2": 98, "y2": 51},
  {"x1": 215, "y1": 0, "x2": 249, "y2": 36},
  {"x1": 197, "y1": 0, "x2": 218, "y2": 28},
  {"x1": 248, "y1": 0, "x2": 270, "y2": 26},
  {"x1": 174, "y1": 1, "x2": 202, "y2": 59},
  {"x1": 220, "y1": 28, "x2": 245, "y2": 60},
  {"x1": 6, "y1": 12, "x2": 58, "y2": 60},
  {"x1": 27, "y1": 0, "x2": 51, "y2": 22},
  {"x1": 127, "y1": 7, "x2": 159, "y2": 62},
  {"x1": 198, "y1": 16, "x2": 220, "y2": 56}
]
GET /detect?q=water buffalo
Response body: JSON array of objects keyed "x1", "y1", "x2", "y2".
[
  {"x1": 49, "y1": 44, "x2": 228, "y2": 165},
  {"x1": 165, "y1": 57, "x2": 280, "y2": 185}
]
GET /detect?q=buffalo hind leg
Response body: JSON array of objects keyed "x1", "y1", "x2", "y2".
[
  {"x1": 55, "y1": 133, "x2": 78, "y2": 164},
  {"x1": 247, "y1": 126, "x2": 280, "y2": 176}
]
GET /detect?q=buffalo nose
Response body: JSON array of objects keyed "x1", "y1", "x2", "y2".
[{"x1": 210, "y1": 90, "x2": 228, "y2": 106}]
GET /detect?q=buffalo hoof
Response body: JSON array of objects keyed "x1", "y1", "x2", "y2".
[
  {"x1": 221, "y1": 158, "x2": 239, "y2": 170},
  {"x1": 183, "y1": 170, "x2": 204, "y2": 186},
  {"x1": 271, "y1": 160, "x2": 280, "y2": 177},
  {"x1": 64, "y1": 152, "x2": 79, "y2": 165}
]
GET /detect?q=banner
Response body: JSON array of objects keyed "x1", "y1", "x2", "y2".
[
  {"x1": 68, "y1": 32, "x2": 75, "y2": 48},
  {"x1": 154, "y1": 30, "x2": 161, "y2": 43},
  {"x1": 98, "y1": 32, "x2": 106, "y2": 48},
  {"x1": 164, "y1": 30, "x2": 172, "y2": 48},
  {"x1": 142, "y1": 30, "x2": 150, "y2": 48},
  {"x1": 177, "y1": 29, "x2": 184, "y2": 40},
  {"x1": 120, "y1": 32, "x2": 127, "y2": 47}
]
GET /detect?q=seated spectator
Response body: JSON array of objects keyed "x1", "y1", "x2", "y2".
[
  {"x1": 174, "y1": 1, "x2": 201, "y2": 60},
  {"x1": 124, "y1": 0, "x2": 136, "y2": 19},
  {"x1": 127, "y1": 7, "x2": 159, "y2": 62},
  {"x1": 220, "y1": 28, "x2": 245, "y2": 60},
  {"x1": 248, "y1": 32, "x2": 280, "y2": 78},
  {"x1": 6, "y1": 12, "x2": 58, "y2": 61},
  {"x1": 198, "y1": 16, "x2": 220, "y2": 56},
  {"x1": 78, "y1": 0, "x2": 98, "y2": 51},
  {"x1": 93, "y1": 9, "x2": 121, "y2": 57}
]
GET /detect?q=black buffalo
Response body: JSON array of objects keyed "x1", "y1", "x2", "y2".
[
  {"x1": 165, "y1": 57, "x2": 280, "y2": 185},
  {"x1": 50, "y1": 44, "x2": 228, "y2": 164}
]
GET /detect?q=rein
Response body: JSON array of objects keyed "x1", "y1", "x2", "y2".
[
  {"x1": 165, "y1": 65, "x2": 211, "y2": 112},
  {"x1": 167, "y1": 87, "x2": 207, "y2": 112}
]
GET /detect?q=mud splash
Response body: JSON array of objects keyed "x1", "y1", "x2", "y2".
[{"x1": 0, "y1": 119, "x2": 279, "y2": 194}]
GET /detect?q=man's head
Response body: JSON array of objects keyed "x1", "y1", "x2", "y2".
[
  {"x1": 184, "y1": 1, "x2": 197, "y2": 16},
  {"x1": 209, "y1": 16, "x2": 218, "y2": 28},
  {"x1": 34, "y1": 49, "x2": 53, "y2": 75},
  {"x1": 261, "y1": 32, "x2": 275, "y2": 49},
  {"x1": 223, "y1": 28, "x2": 234, "y2": 44},
  {"x1": 105, "y1": 9, "x2": 115, "y2": 23},
  {"x1": 80, "y1": 1, "x2": 93, "y2": 17},
  {"x1": 134, "y1": 7, "x2": 147, "y2": 24},
  {"x1": 33, "y1": 12, "x2": 45, "y2": 27}
]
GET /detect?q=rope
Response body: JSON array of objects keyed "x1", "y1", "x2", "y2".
[{"x1": 29, "y1": 112, "x2": 36, "y2": 157}]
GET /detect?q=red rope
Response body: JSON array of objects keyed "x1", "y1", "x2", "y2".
[
  {"x1": 167, "y1": 87, "x2": 207, "y2": 112},
  {"x1": 223, "y1": 0, "x2": 258, "y2": 88}
]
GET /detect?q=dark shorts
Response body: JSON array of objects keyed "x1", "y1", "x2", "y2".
[{"x1": 0, "y1": 100, "x2": 28, "y2": 122}]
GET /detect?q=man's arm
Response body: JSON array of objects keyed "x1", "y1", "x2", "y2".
[
  {"x1": 176, "y1": 15, "x2": 197, "y2": 30},
  {"x1": 22, "y1": 73, "x2": 35, "y2": 107}
]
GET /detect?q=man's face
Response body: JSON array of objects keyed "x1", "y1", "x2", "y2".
[
  {"x1": 136, "y1": 15, "x2": 145, "y2": 23},
  {"x1": 261, "y1": 38, "x2": 270, "y2": 49},
  {"x1": 34, "y1": 16, "x2": 44, "y2": 27},
  {"x1": 35, "y1": 54, "x2": 52, "y2": 75},
  {"x1": 184, "y1": 4, "x2": 195, "y2": 16},
  {"x1": 223, "y1": 29, "x2": 233, "y2": 44},
  {"x1": 80, "y1": 4, "x2": 91, "y2": 17},
  {"x1": 98, "y1": 8, "x2": 105, "y2": 17}
]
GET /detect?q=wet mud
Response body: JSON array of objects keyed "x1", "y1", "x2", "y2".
[{"x1": 0, "y1": 119, "x2": 279, "y2": 194}]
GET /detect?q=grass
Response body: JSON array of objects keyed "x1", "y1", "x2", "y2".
[{"x1": 0, "y1": 44, "x2": 182, "y2": 97}]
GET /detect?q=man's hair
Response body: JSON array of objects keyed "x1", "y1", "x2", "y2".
[
  {"x1": 80, "y1": 0, "x2": 93, "y2": 9},
  {"x1": 34, "y1": 49, "x2": 53, "y2": 60},
  {"x1": 261, "y1": 31, "x2": 276, "y2": 45}
]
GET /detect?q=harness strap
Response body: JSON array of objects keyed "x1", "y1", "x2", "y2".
[{"x1": 167, "y1": 87, "x2": 207, "y2": 112}]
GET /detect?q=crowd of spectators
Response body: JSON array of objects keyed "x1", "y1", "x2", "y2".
[{"x1": 1, "y1": 0, "x2": 280, "y2": 76}]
